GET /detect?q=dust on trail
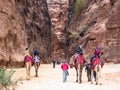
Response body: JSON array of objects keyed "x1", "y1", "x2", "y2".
[{"x1": 13, "y1": 63, "x2": 120, "y2": 90}]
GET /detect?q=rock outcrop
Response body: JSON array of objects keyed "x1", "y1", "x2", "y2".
[
  {"x1": 0, "y1": 0, "x2": 120, "y2": 67},
  {"x1": 0, "y1": 0, "x2": 52, "y2": 67},
  {"x1": 47, "y1": 0, "x2": 69, "y2": 58},
  {"x1": 16, "y1": 0, "x2": 52, "y2": 58},
  {"x1": 106, "y1": 0, "x2": 120, "y2": 63},
  {"x1": 68, "y1": 0, "x2": 120, "y2": 63},
  {"x1": 0, "y1": 0, "x2": 26, "y2": 67}
]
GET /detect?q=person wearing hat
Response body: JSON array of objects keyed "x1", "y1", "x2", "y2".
[
  {"x1": 90, "y1": 46, "x2": 101, "y2": 62},
  {"x1": 24, "y1": 48, "x2": 30, "y2": 56},
  {"x1": 24, "y1": 48, "x2": 32, "y2": 80}
]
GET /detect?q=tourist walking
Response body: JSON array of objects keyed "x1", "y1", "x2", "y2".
[
  {"x1": 61, "y1": 60, "x2": 69, "y2": 82},
  {"x1": 24, "y1": 54, "x2": 32, "y2": 80},
  {"x1": 33, "y1": 55, "x2": 40, "y2": 77},
  {"x1": 52, "y1": 58, "x2": 56, "y2": 68}
]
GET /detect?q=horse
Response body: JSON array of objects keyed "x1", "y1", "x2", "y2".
[
  {"x1": 69, "y1": 53, "x2": 86, "y2": 83},
  {"x1": 33, "y1": 55, "x2": 40, "y2": 77},
  {"x1": 90, "y1": 56, "x2": 104, "y2": 85}
]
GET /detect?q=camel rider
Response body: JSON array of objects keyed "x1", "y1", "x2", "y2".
[
  {"x1": 94, "y1": 46, "x2": 101, "y2": 58},
  {"x1": 76, "y1": 45, "x2": 83, "y2": 55},
  {"x1": 76, "y1": 45, "x2": 86, "y2": 64},
  {"x1": 90, "y1": 46, "x2": 101, "y2": 61}
]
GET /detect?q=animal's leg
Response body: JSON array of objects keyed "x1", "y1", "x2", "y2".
[
  {"x1": 96, "y1": 65, "x2": 99, "y2": 85},
  {"x1": 91, "y1": 70, "x2": 94, "y2": 84},
  {"x1": 75, "y1": 68, "x2": 78, "y2": 82},
  {"x1": 99, "y1": 65, "x2": 102, "y2": 84},
  {"x1": 79, "y1": 70, "x2": 82, "y2": 83},
  {"x1": 79, "y1": 64, "x2": 83, "y2": 83},
  {"x1": 99, "y1": 65, "x2": 101, "y2": 77}
]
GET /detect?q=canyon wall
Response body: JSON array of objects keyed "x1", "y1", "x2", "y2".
[
  {"x1": 67, "y1": 0, "x2": 120, "y2": 63},
  {"x1": 0, "y1": 0, "x2": 52, "y2": 67}
]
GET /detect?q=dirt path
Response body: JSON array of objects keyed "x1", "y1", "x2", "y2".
[{"x1": 13, "y1": 63, "x2": 120, "y2": 90}]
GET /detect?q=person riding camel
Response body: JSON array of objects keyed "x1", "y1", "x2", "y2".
[
  {"x1": 94, "y1": 46, "x2": 101, "y2": 58},
  {"x1": 76, "y1": 45, "x2": 86, "y2": 64},
  {"x1": 76, "y1": 45, "x2": 83, "y2": 55},
  {"x1": 90, "y1": 46, "x2": 101, "y2": 62}
]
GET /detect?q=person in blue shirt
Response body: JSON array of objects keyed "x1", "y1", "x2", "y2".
[{"x1": 33, "y1": 48, "x2": 39, "y2": 56}]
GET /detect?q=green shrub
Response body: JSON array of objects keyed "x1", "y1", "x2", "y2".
[
  {"x1": 0, "y1": 68, "x2": 21, "y2": 90},
  {"x1": 69, "y1": 31, "x2": 79, "y2": 38},
  {"x1": 74, "y1": 0, "x2": 88, "y2": 18}
]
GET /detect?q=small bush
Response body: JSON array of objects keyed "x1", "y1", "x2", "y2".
[
  {"x1": 0, "y1": 68, "x2": 21, "y2": 90},
  {"x1": 74, "y1": 0, "x2": 88, "y2": 18},
  {"x1": 69, "y1": 31, "x2": 79, "y2": 38}
]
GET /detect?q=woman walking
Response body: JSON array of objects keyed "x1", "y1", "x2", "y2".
[{"x1": 24, "y1": 53, "x2": 32, "y2": 80}]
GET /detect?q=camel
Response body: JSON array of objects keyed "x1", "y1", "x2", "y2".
[
  {"x1": 90, "y1": 56, "x2": 104, "y2": 85},
  {"x1": 69, "y1": 53, "x2": 86, "y2": 83}
]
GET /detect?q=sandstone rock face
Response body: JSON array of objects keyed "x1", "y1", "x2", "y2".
[
  {"x1": 47, "y1": 0, "x2": 69, "y2": 58},
  {"x1": 0, "y1": 0, "x2": 26, "y2": 67},
  {"x1": 106, "y1": 0, "x2": 120, "y2": 63},
  {"x1": 0, "y1": 0, "x2": 52, "y2": 67},
  {"x1": 16, "y1": 0, "x2": 52, "y2": 57},
  {"x1": 0, "y1": 0, "x2": 120, "y2": 67},
  {"x1": 68, "y1": 0, "x2": 120, "y2": 63}
]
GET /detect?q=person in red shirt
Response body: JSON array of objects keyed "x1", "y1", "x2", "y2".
[
  {"x1": 94, "y1": 46, "x2": 101, "y2": 58},
  {"x1": 24, "y1": 54, "x2": 32, "y2": 80},
  {"x1": 61, "y1": 60, "x2": 69, "y2": 82},
  {"x1": 90, "y1": 46, "x2": 101, "y2": 62}
]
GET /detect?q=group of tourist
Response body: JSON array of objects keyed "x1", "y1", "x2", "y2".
[
  {"x1": 24, "y1": 48, "x2": 40, "y2": 80},
  {"x1": 60, "y1": 45, "x2": 102, "y2": 83},
  {"x1": 23, "y1": 45, "x2": 102, "y2": 83}
]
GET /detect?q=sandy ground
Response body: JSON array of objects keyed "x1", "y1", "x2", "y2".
[{"x1": 12, "y1": 63, "x2": 120, "y2": 90}]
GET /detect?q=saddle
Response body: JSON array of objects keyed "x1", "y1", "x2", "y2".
[
  {"x1": 91, "y1": 56, "x2": 104, "y2": 70},
  {"x1": 74, "y1": 54, "x2": 86, "y2": 68}
]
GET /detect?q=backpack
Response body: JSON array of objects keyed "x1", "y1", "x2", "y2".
[{"x1": 34, "y1": 56, "x2": 40, "y2": 62}]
